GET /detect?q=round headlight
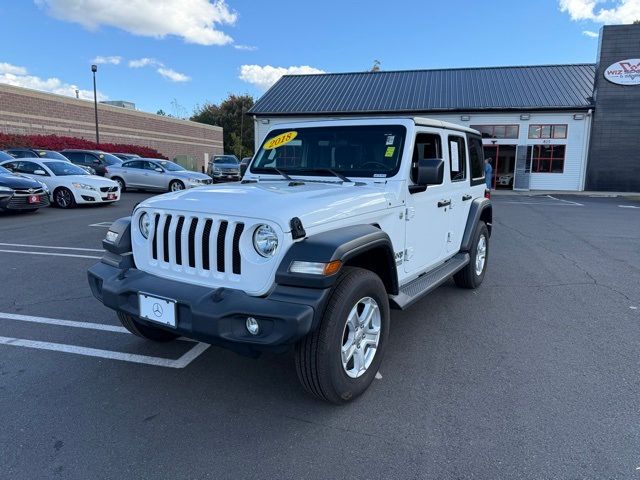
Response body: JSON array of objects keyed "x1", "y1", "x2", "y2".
[
  {"x1": 139, "y1": 212, "x2": 151, "y2": 239},
  {"x1": 253, "y1": 224, "x2": 278, "y2": 257}
]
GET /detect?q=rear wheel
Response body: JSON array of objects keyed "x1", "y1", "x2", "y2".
[
  {"x1": 169, "y1": 180, "x2": 185, "y2": 192},
  {"x1": 117, "y1": 312, "x2": 179, "y2": 342},
  {"x1": 454, "y1": 221, "x2": 489, "y2": 289},
  {"x1": 54, "y1": 187, "x2": 75, "y2": 209},
  {"x1": 295, "y1": 267, "x2": 389, "y2": 404}
]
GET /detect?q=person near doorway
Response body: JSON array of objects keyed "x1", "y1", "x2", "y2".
[{"x1": 485, "y1": 158, "x2": 493, "y2": 189}]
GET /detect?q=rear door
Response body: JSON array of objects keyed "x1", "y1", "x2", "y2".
[
  {"x1": 445, "y1": 134, "x2": 472, "y2": 252},
  {"x1": 403, "y1": 130, "x2": 451, "y2": 275},
  {"x1": 120, "y1": 161, "x2": 144, "y2": 187}
]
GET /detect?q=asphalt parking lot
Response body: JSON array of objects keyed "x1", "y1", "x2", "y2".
[{"x1": 1, "y1": 192, "x2": 639, "y2": 479}]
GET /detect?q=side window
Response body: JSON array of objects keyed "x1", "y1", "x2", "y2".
[
  {"x1": 85, "y1": 153, "x2": 100, "y2": 164},
  {"x1": 143, "y1": 161, "x2": 159, "y2": 171},
  {"x1": 468, "y1": 135, "x2": 485, "y2": 184},
  {"x1": 411, "y1": 133, "x2": 442, "y2": 184},
  {"x1": 448, "y1": 136, "x2": 466, "y2": 182},
  {"x1": 123, "y1": 161, "x2": 141, "y2": 169},
  {"x1": 18, "y1": 161, "x2": 41, "y2": 174},
  {"x1": 64, "y1": 152, "x2": 81, "y2": 162},
  {"x1": 3, "y1": 161, "x2": 19, "y2": 171}
]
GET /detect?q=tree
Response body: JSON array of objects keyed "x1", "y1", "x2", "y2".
[
  {"x1": 156, "y1": 109, "x2": 166, "y2": 116},
  {"x1": 633, "y1": 19, "x2": 640, "y2": 24},
  {"x1": 191, "y1": 94, "x2": 255, "y2": 158}
]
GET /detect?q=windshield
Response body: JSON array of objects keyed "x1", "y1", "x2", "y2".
[
  {"x1": 250, "y1": 125, "x2": 406, "y2": 178},
  {"x1": 156, "y1": 160, "x2": 185, "y2": 172},
  {"x1": 214, "y1": 156, "x2": 239, "y2": 164},
  {"x1": 44, "y1": 161, "x2": 88, "y2": 176},
  {"x1": 98, "y1": 153, "x2": 123, "y2": 166},
  {"x1": 37, "y1": 150, "x2": 68, "y2": 160}
]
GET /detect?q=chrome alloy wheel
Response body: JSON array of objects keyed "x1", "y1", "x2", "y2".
[
  {"x1": 475, "y1": 235, "x2": 487, "y2": 276},
  {"x1": 170, "y1": 181, "x2": 184, "y2": 191},
  {"x1": 56, "y1": 189, "x2": 72, "y2": 208},
  {"x1": 341, "y1": 297, "x2": 381, "y2": 378}
]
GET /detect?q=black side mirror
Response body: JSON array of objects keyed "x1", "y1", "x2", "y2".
[{"x1": 410, "y1": 158, "x2": 444, "y2": 193}]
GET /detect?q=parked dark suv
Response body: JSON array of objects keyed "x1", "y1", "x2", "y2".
[
  {"x1": 207, "y1": 155, "x2": 241, "y2": 182},
  {"x1": 62, "y1": 150, "x2": 123, "y2": 176}
]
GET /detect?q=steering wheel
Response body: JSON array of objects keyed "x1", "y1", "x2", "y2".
[{"x1": 360, "y1": 161, "x2": 388, "y2": 170}]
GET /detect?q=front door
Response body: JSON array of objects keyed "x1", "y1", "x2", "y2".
[{"x1": 404, "y1": 130, "x2": 451, "y2": 275}]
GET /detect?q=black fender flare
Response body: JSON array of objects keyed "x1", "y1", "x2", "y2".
[
  {"x1": 460, "y1": 198, "x2": 492, "y2": 252},
  {"x1": 276, "y1": 224, "x2": 399, "y2": 294}
]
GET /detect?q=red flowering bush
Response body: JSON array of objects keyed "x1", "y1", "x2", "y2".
[{"x1": 0, "y1": 133, "x2": 167, "y2": 159}]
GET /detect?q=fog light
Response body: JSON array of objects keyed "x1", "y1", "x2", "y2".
[{"x1": 246, "y1": 317, "x2": 260, "y2": 335}]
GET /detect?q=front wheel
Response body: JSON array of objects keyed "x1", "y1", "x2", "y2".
[
  {"x1": 54, "y1": 187, "x2": 75, "y2": 209},
  {"x1": 295, "y1": 267, "x2": 390, "y2": 404},
  {"x1": 117, "y1": 312, "x2": 180, "y2": 342},
  {"x1": 169, "y1": 180, "x2": 185, "y2": 192},
  {"x1": 454, "y1": 221, "x2": 489, "y2": 289}
]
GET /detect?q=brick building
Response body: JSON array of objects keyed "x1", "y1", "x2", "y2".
[{"x1": 0, "y1": 83, "x2": 222, "y2": 171}]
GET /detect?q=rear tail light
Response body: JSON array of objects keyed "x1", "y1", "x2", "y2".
[{"x1": 484, "y1": 189, "x2": 491, "y2": 199}]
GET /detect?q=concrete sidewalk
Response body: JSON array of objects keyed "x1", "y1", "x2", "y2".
[{"x1": 491, "y1": 189, "x2": 640, "y2": 200}]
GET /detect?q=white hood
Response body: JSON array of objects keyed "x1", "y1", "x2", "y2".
[{"x1": 138, "y1": 180, "x2": 393, "y2": 232}]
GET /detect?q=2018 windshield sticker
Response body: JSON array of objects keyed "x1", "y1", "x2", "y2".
[
  {"x1": 385, "y1": 146, "x2": 395, "y2": 157},
  {"x1": 264, "y1": 131, "x2": 298, "y2": 150}
]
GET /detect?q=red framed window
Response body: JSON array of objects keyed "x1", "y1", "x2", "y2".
[
  {"x1": 528, "y1": 145, "x2": 566, "y2": 173},
  {"x1": 528, "y1": 124, "x2": 567, "y2": 139},
  {"x1": 470, "y1": 125, "x2": 519, "y2": 139}
]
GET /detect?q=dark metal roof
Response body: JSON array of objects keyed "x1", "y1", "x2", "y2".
[{"x1": 249, "y1": 64, "x2": 596, "y2": 116}]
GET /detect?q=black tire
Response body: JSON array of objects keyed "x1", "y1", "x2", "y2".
[
  {"x1": 117, "y1": 312, "x2": 179, "y2": 342},
  {"x1": 295, "y1": 267, "x2": 390, "y2": 404},
  {"x1": 169, "y1": 180, "x2": 185, "y2": 192},
  {"x1": 53, "y1": 187, "x2": 75, "y2": 209},
  {"x1": 113, "y1": 177, "x2": 126, "y2": 192},
  {"x1": 454, "y1": 221, "x2": 489, "y2": 289}
]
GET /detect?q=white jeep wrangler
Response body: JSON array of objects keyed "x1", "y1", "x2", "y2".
[{"x1": 88, "y1": 117, "x2": 492, "y2": 404}]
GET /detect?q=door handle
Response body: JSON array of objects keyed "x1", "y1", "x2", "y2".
[
  {"x1": 437, "y1": 199, "x2": 451, "y2": 208},
  {"x1": 462, "y1": 194, "x2": 472, "y2": 201}
]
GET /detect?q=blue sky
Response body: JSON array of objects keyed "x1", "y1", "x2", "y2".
[{"x1": 0, "y1": 0, "x2": 636, "y2": 116}]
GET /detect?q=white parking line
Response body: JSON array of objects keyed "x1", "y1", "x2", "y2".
[
  {"x1": 546, "y1": 195, "x2": 583, "y2": 206},
  {"x1": 0, "y1": 312, "x2": 210, "y2": 368},
  {"x1": 0, "y1": 242, "x2": 103, "y2": 252},
  {"x1": 618, "y1": 205, "x2": 640, "y2": 209},
  {"x1": 89, "y1": 222, "x2": 112, "y2": 228},
  {"x1": 0, "y1": 336, "x2": 209, "y2": 368},
  {"x1": 0, "y1": 312, "x2": 128, "y2": 333},
  {"x1": 0, "y1": 249, "x2": 101, "y2": 259}
]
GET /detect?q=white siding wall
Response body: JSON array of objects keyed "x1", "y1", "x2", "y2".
[{"x1": 253, "y1": 111, "x2": 591, "y2": 191}]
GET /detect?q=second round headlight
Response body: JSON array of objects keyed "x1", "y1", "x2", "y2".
[
  {"x1": 139, "y1": 212, "x2": 151, "y2": 239},
  {"x1": 253, "y1": 224, "x2": 278, "y2": 257}
]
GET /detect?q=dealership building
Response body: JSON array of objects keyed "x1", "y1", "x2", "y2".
[
  {"x1": 0, "y1": 84, "x2": 222, "y2": 171},
  {"x1": 250, "y1": 24, "x2": 640, "y2": 192}
]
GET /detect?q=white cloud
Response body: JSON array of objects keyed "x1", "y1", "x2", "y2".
[
  {"x1": 234, "y1": 44, "x2": 257, "y2": 51},
  {"x1": 239, "y1": 64, "x2": 325, "y2": 90},
  {"x1": 92, "y1": 55, "x2": 122, "y2": 65},
  {"x1": 0, "y1": 62, "x2": 28, "y2": 75},
  {"x1": 157, "y1": 67, "x2": 190, "y2": 82},
  {"x1": 128, "y1": 58, "x2": 190, "y2": 82},
  {"x1": 559, "y1": 0, "x2": 640, "y2": 23},
  {"x1": 0, "y1": 62, "x2": 107, "y2": 100},
  {"x1": 36, "y1": 0, "x2": 237, "y2": 46},
  {"x1": 582, "y1": 29, "x2": 599, "y2": 37},
  {"x1": 128, "y1": 57, "x2": 160, "y2": 68}
]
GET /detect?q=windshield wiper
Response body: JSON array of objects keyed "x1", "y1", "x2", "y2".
[{"x1": 281, "y1": 168, "x2": 353, "y2": 184}]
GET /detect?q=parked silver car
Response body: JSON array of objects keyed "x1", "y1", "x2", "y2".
[{"x1": 106, "y1": 159, "x2": 212, "y2": 192}]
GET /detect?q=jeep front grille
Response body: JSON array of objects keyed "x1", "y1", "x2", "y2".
[{"x1": 150, "y1": 213, "x2": 244, "y2": 275}]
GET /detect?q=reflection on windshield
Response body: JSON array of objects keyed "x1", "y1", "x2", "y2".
[
  {"x1": 44, "y1": 161, "x2": 88, "y2": 176},
  {"x1": 157, "y1": 161, "x2": 185, "y2": 171},
  {"x1": 250, "y1": 125, "x2": 406, "y2": 178}
]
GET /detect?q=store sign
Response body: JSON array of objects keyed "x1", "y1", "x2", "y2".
[{"x1": 604, "y1": 59, "x2": 640, "y2": 85}]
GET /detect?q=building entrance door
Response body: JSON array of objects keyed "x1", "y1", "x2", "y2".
[{"x1": 483, "y1": 145, "x2": 517, "y2": 189}]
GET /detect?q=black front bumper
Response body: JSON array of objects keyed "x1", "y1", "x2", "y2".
[{"x1": 88, "y1": 261, "x2": 330, "y2": 355}]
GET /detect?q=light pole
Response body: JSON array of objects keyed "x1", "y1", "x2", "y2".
[
  {"x1": 91, "y1": 64, "x2": 99, "y2": 144},
  {"x1": 238, "y1": 102, "x2": 245, "y2": 158}
]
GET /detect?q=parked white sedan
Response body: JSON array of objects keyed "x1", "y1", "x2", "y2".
[{"x1": 0, "y1": 158, "x2": 120, "y2": 208}]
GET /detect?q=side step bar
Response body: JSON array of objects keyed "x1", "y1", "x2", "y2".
[{"x1": 389, "y1": 253, "x2": 470, "y2": 310}]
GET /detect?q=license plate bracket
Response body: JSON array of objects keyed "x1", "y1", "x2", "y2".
[{"x1": 139, "y1": 293, "x2": 177, "y2": 328}]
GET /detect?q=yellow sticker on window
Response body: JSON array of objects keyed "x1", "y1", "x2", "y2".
[
  {"x1": 264, "y1": 131, "x2": 298, "y2": 150},
  {"x1": 385, "y1": 146, "x2": 395, "y2": 157}
]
